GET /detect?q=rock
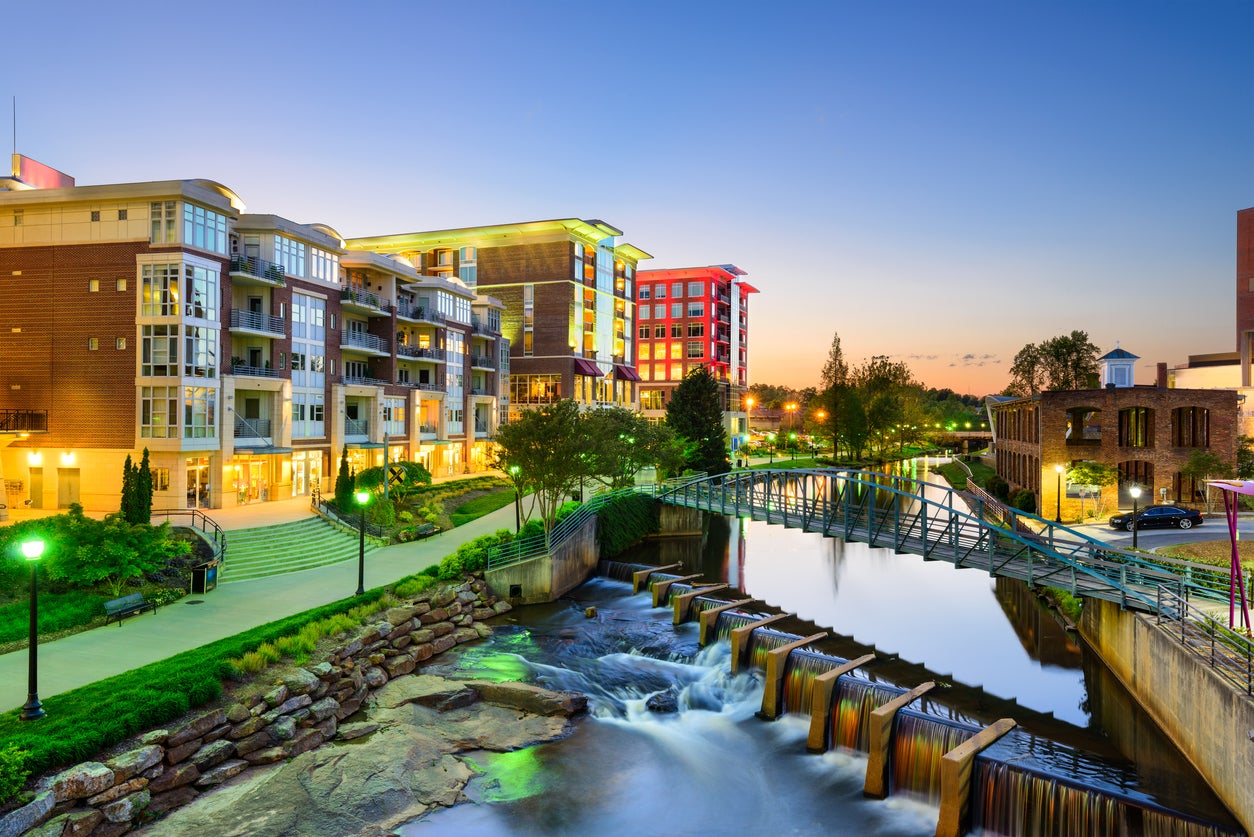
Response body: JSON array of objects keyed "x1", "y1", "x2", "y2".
[
  {"x1": 492, "y1": 600, "x2": 513, "y2": 614},
  {"x1": 165, "y1": 737, "x2": 203, "y2": 765},
  {"x1": 190, "y1": 739, "x2": 237, "y2": 771},
  {"x1": 646, "y1": 690, "x2": 680, "y2": 713},
  {"x1": 584, "y1": 606, "x2": 598, "y2": 618},
  {"x1": 373, "y1": 620, "x2": 394, "y2": 639},
  {"x1": 473, "y1": 623, "x2": 493, "y2": 638},
  {"x1": 266, "y1": 715, "x2": 297, "y2": 742},
  {"x1": 147, "y1": 762, "x2": 200, "y2": 794},
  {"x1": 419, "y1": 607, "x2": 448, "y2": 624},
  {"x1": 261, "y1": 693, "x2": 313, "y2": 723},
  {"x1": 386, "y1": 621, "x2": 413, "y2": 641},
  {"x1": 283, "y1": 668, "x2": 321, "y2": 696},
  {"x1": 466, "y1": 681, "x2": 589, "y2": 716},
  {"x1": 430, "y1": 621, "x2": 455, "y2": 638},
  {"x1": 315, "y1": 717, "x2": 337, "y2": 740},
  {"x1": 106, "y1": 745, "x2": 162, "y2": 783},
  {"x1": 431, "y1": 635, "x2": 456, "y2": 654},
  {"x1": 146, "y1": 785, "x2": 199, "y2": 817},
  {"x1": 203, "y1": 723, "x2": 232, "y2": 745},
  {"x1": 140, "y1": 729, "x2": 169, "y2": 746},
  {"x1": 306, "y1": 697, "x2": 341, "y2": 723},
  {"x1": 87, "y1": 777, "x2": 148, "y2": 807},
  {"x1": 233, "y1": 730, "x2": 275, "y2": 756},
  {"x1": 141, "y1": 763, "x2": 165, "y2": 781},
  {"x1": 225, "y1": 702, "x2": 252, "y2": 724},
  {"x1": 446, "y1": 601, "x2": 463, "y2": 617},
  {"x1": 311, "y1": 680, "x2": 331, "y2": 700},
  {"x1": 309, "y1": 661, "x2": 334, "y2": 678},
  {"x1": 411, "y1": 643, "x2": 435, "y2": 663},
  {"x1": 392, "y1": 634, "x2": 413, "y2": 650},
  {"x1": 452, "y1": 627, "x2": 480, "y2": 645},
  {"x1": 409, "y1": 628, "x2": 435, "y2": 644},
  {"x1": 229, "y1": 715, "x2": 268, "y2": 739},
  {"x1": 411, "y1": 601, "x2": 431, "y2": 616},
  {"x1": 472, "y1": 607, "x2": 496, "y2": 620},
  {"x1": 88, "y1": 821, "x2": 133, "y2": 837},
  {"x1": 339, "y1": 637, "x2": 364, "y2": 658},
  {"x1": 25, "y1": 808, "x2": 101, "y2": 837},
  {"x1": 283, "y1": 728, "x2": 324, "y2": 758},
  {"x1": 241, "y1": 746, "x2": 287, "y2": 766},
  {"x1": 47, "y1": 762, "x2": 115, "y2": 803},
  {"x1": 336, "y1": 722, "x2": 379, "y2": 741},
  {"x1": 262, "y1": 684, "x2": 290, "y2": 709},
  {"x1": 384, "y1": 655, "x2": 416, "y2": 678},
  {"x1": 167, "y1": 709, "x2": 226, "y2": 748},
  {"x1": 431, "y1": 587, "x2": 457, "y2": 607},
  {"x1": 456, "y1": 590, "x2": 478, "y2": 605},
  {"x1": 0, "y1": 790, "x2": 54, "y2": 835},
  {"x1": 100, "y1": 789, "x2": 150, "y2": 824},
  {"x1": 364, "y1": 666, "x2": 388, "y2": 688},
  {"x1": 194, "y1": 759, "x2": 249, "y2": 788}
]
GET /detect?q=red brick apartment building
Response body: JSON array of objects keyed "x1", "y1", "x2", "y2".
[
  {"x1": 989, "y1": 349, "x2": 1237, "y2": 519},
  {"x1": 0, "y1": 159, "x2": 506, "y2": 512},
  {"x1": 347, "y1": 219, "x2": 650, "y2": 420},
  {"x1": 634, "y1": 265, "x2": 758, "y2": 437}
]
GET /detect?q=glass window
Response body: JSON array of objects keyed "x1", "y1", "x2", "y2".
[
  {"x1": 671, "y1": 323, "x2": 683, "y2": 338},
  {"x1": 638, "y1": 286, "x2": 651, "y2": 300},
  {"x1": 183, "y1": 326, "x2": 218, "y2": 378},
  {"x1": 688, "y1": 322, "x2": 705, "y2": 337},
  {"x1": 140, "y1": 386, "x2": 179, "y2": 438},
  {"x1": 141, "y1": 325, "x2": 178, "y2": 376},
  {"x1": 639, "y1": 343, "x2": 651, "y2": 360},
  {"x1": 687, "y1": 341, "x2": 704, "y2": 358},
  {"x1": 670, "y1": 343, "x2": 682, "y2": 359},
  {"x1": 638, "y1": 324, "x2": 649, "y2": 339},
  {"x1": 654, "y1": 284, "x2": 666, "y2": 299},
  {"x1": 671, "y1": 302, "x2": 683, "y2": 318},
  {"x1": 183, "y1": 386, "x2": 217, "y2": 438},
  {"x1": 274, "y1": 236, "x2": 307, "y2": 277},
  {"x1": 688, "y1": 301, "x2": 704, "y2": 318},
  {"x1": 671, "y1": 282, "x2": 684, "y2": 298},
  {"x1": 184, "y1": 264, "x2": 218, "y2": 321},
  {"x1": 639, "y1": 304, "x2": 650, "y2": 320},
  {"x1": 89, "y1": 279, "x2": 99, "y2": 292},
  {"x1": 142, "y1": 264, "x2": 180, "y2": 316},
  {"x1": 687, "y1": 282, "x2": 703, "y2": 297},
  {"x1": 150, "y1": 201, "x2": 177, "y2": 244},
  {"x1": 183, "y1": 204, "x2": 228, "y2": 254},
  {"x1": 310, "y1": 248, "x2": 339, "y2": 283},
  {"x1": 653, "y1": 325, "x2": 665, "y2": 338}
]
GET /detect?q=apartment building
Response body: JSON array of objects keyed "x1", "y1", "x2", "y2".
[
  {"x1": 634, "y1": 265, "x2": 757, "y2": 438},
  {"x1": 347, "y1": 219, "x2": 648, "y2": 420},
  {"x1": 0, "y1": 158, "x2": 503, "y2": 512}
]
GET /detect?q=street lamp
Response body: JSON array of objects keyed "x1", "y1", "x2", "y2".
[
  {"x1": 785, "y1": 402, "x2": 798, "y2": 433},
  {"x1": 767, "y1": 433, "x2": 776, "y2": 465},
  {"x1": 789, "y1": 431, "x2": 797, "y2": 461},
  {"x1": 1129, "y1": 484, "x2": 1142, "y2": 549},
  {"x1": 1054, "y1": 464, "x2": 1064, "y2": 524},
  {"x1": 509, "y1": 465, "x2": 522, "y2": 533},
  {"x1": 20, "y1": 538, "x2": 45, "y2": 722},
  {"x1": 354, "y1": 490, "x2": 370, "y2": 596}
]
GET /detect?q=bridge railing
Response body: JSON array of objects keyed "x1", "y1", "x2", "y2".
[
  {"x1": 1157, "y1": 587, "x2": 1253, "y2": 695},
  {"x1": 485, "y1": 486, "x2": 653, "y2": 571}
]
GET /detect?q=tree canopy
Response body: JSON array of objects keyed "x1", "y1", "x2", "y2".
[
  {"x1": 666, "y1": 367, "x2": 730, "y2": 476},
  {"x1": 1006, "y1": 331, "x2": 1101, "y2": 396}
]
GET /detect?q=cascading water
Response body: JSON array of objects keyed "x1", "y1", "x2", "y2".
[
  {"x1": 831, "y1": 676, "x2": 909, "y2": 753},
  {"x1": 889, "y1": 710, "x2": 980, "y2": 806},
  {"x1": 781, "y1": 647, "x2": 846, "y2": 717},
  {"x1": 745, "y1": 627, "x2": 797, "y2": 671}
]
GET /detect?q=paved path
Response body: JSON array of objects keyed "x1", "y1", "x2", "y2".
[{"x1": 0, "y1": 499, "x2": 528, "y2": 713}]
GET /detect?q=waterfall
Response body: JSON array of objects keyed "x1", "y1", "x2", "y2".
[
  {"x1": 781, "y1": 648, "x2": 845, "y2": 717},
  {"x1": 598, "y1": 560, "x2": 652, "y2": 582},
  {"x1": 746, "y1": 628, "x2": 799, "y2": 671},
  {"x1": 830, "y1": 677, "x2": 904, "y2": 753},
  {"x1": 889, "y1": 709, "x2": 980, "y2": 805},
  {"x1": 713, "y1": 610, "x2": 759, "y2": 643}
]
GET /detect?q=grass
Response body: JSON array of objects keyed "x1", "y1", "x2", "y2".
[
  {"x1": 0, "y1": 593, "x2": 111, "y2": 645},
  {"x1": 449, "y1": 488, "x2": 519, "y2": 527},
  {"x1": 1160, "y1": 539, "x2": 1254, "y2": 572},
  {"x1": 936, "y1": 459, "x2": 997, "y2": 490}
]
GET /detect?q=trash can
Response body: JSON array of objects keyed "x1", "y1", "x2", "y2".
[{"x1": 191, "y1": 559, "x2": 220, "y2": 594}]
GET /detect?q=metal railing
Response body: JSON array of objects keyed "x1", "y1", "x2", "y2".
[
  {"x1": 470, "y1": 354, "x2": 495, "y2": 368},
  {"x1": 397, "y1": 303, "x2": 446, "y2": 324},
  {"x1": 151, "y1": 508, "x2": 226, "y2": 568},
  {"x1": 233, "y1": 416, "x2": 272, "y2": 438},
  {"x1": 341, "y1": 330, "x2": 390, "y2": 353},
  {"x1": 342, "y1": 375, "x2": 391, "y2": 387},
  {"x1": 398, "y1": 345, "x2": 446, "y2": 361},
  {"x1": 230, "y1": 364, "x2": 279, "y2": 378},
  {"x1": 0, "y1": 409, "x2": 48, "y2": 433},
  {"x1": 230, "y1": 255, "x2": 286, "y2": 285},
  {"x1": 229, "y1": 308, "x2": 285, "y2": 336},
  {"x1": 312, "y1": 497, "x2": 388, "y2": 539},
  {"x1": 344, "y1": 418, "x2": 368, "y2": 436},
  {"x1": 341, "y1": 287, "x2": 389, "y2": 312},
  {"x1": 1157, "y1": 587, "x2": 1253, "y2": 694}
]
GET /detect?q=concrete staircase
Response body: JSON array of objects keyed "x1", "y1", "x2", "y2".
[{"x1": 221, "y1": 517, "x2": 379, "y2": 582}]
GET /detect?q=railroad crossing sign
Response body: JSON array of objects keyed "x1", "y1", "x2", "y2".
[{"x1": 388, "y1": 465, "x2": 406, "y2": 487}]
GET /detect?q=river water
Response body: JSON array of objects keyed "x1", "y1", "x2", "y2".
[{"x1": 401, "y1": 504, "x2": 1240, "y2": 836}]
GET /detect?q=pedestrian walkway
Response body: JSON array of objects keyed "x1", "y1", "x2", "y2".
[{"x1": 0, "y1": 501, "x2": 523, "y2": 713}]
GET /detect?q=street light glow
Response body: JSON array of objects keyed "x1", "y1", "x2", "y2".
[{"x1": 21, "y1": 540, "x2": 45, "y2": 561}]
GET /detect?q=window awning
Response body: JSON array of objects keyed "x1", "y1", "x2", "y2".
[
  {"x1": 573, "y1": 359, "x2": 605, "y2": 377},
  {"x1": 613, "y1": 365, "x2": 642, "y2": 382},
  {"x1": 347, "y1": 442, "x2": 386, "y2": 449}
]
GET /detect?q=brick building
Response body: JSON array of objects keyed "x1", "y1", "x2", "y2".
[
  {"x1": 346, "y1": 219, "x2": 649, "y2": 420},
  {"x1": 634, "y1": 265, "x2": 758, "y2": 439},
  {"x1": 990, "y1": 349, "x2": 1238, "y2": 520},
  {"x1": 0, "y1": 158, "x2": 505, "y2": 512}
]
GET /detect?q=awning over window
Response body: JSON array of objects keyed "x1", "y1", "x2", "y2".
[
  {"x1": 573, "y1": 359, "x2": 605, "y2": 377},
  {"x1": 614, "y1": 365, "x2": 642, "y2": 382}
]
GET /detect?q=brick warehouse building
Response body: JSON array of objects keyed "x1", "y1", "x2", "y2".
[
  {"x1": 634, "y1": 264, "x2": 758, "y2": 439},
  {"x1": 346, "y1": 219, "x2": 650, "y2": 420},
  {"x1": 0, "y1": 160, "x2": 508, "y2": 512},
  {"x1": 989, "y1": 349, "x2": 1238, "y2": 521}
]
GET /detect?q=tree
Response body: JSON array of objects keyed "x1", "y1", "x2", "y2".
[
  {"x1": 355, "y1": 461, "x2": 433, "y2": 503},
  {"x1": 136, "y1": 448, "x2": 154, "y2": 524},
  {"x1": 42, "y1": 512, "x2": 190, "y2": 597},
  {"x1": 491, "y1": 400, "x2": 594, "y2": 535},
  {"x1": 1179, "y1": 449, "x2": 1234, "y2": 514},
  {"x1": 1065, "y1": 461, "x2": 1119, "y2": 520},
  {"x1": 584, "y1": 407, "x2": 682, "y2": 490},
  {"x1": 119, "y1": 454, "x2": 137, "y2": 523},
  {"x1": 819, "y1": 332, "x2": 850, "y2": 459},
  {"x1": 1237, "y1": 436, "x2": 1254, "y2": 480},
  {"x1": 1007, "y1": 331, "x2": 1100, "y2": 395},
  {"x1": 334, "y1": 446, "x2": 354, "y2": 510},
  {"x1": 666, "y1": 367, "x2": 730, "y2": 476}
]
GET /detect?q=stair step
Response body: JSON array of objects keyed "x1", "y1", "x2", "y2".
[{"x1": 220, "y1": 516, "x2": 382, "y2": 582}]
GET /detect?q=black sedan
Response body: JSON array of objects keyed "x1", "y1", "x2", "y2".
[{"x1": 1108, "y1": 505, "x2": 1204, "y2": 531}]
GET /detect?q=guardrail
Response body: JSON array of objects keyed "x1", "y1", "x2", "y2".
[
  {"x1": 312, "y1": 497, "x2": 388, "y2": 539},
  {"x1": 151, "y1": 508, "x2": 226, "y2": 568},
  {"x1": 1157, "y1": 586, "x2": 1253, "y2": 695}
]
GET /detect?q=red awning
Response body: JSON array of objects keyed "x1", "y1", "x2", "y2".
[
  {"x1": 614, "y1": 365, "x2": 642, "y2": 382},
  {"x1": 573, "y1": 358, "x2": 604, "y2": 377}
]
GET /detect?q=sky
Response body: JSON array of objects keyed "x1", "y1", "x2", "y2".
[{"x1": 4, "y1": 1, "x2": 1251, "y2": 396}]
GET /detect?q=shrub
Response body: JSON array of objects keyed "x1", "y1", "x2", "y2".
[
  {"x1": 596, "y1": 493, "x2": 661, "y2": 556},
  {"x1": 0, "y1": 745, "x2": 30, "y2": 805},
  {"x1": 1010, "y1": 489, "x2": 1037, "y2": 514},
  {"x1": 985, "y1": 475, "x2": 1011, "y2": 502},
  {"x1": 392, "y1": 575, "x2": 437, "y2": 598}
]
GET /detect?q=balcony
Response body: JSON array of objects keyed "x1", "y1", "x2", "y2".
[
  {"x1": 471, "y1": 318, "x2": 499, "y2": 336},
  {"x1": 406, "y1": 380, "x2": 444, "y2": 392},
  {"x1": 230, "y1": 364, "x2": 279, "y2": 379},
  {"x1": 341, "y1": 375, "x2": 391, "y2": 388},
  {"x1": 230, "y1": 255, "x2": 287, "y2": 287},
  {"x1": 341, "y1": 330, "x2": 390, "y2": 356},
  {"x1": 340, "y1": 287, "x2": 391, "y2": 315},
  {"x1": 419, "y1": 423, "x2": 438, "y2": 435},
  {"x1": 397, "y1": 345, "x2": 447, "y2": 362},
  {"x1": 470, "y1": 354, "x2": 495, "y2": 369},
  {"x1": 229, "y1": 308, "x2": 285, "y2": 337},
  {"x1": 233, "y1": 416, "x2": 272, "y2": 439},
  {"x1": 470, "y1": 386, "x2": 489, "y2": 396},
  {"x1": 397, "y1": 302, "x2": 446, "y2": 325},
  {"x1": 344, "y1": 418, "x2": 369, "y2": 436},
  {"x1": 0, "y1": 409, "x2": 48, "y2": 433},
  {"x1": 474, "y1": 421, "x2": 489, "y2": 434}
]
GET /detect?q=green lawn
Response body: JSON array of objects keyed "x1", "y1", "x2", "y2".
[
  {"x1": 0, "y1": 593, "x2": 111, "y2": 645},
  {"x1": 449, "y1": 488, "x2": 519, "y2": 527}
]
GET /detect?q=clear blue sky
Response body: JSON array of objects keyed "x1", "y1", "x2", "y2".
[{"x1": 6, "y1": 0, "x2": 1251, "y2": 395}]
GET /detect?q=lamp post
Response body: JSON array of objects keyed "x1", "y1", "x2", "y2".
[
  {"x1": 1054, "y1": 464, "x2": 1064, "y2": 524},
  {"x1": 1129, "y1": 484, "x2": 1142, "y2": 549},
  {"x1": 785, "y1": 402, "x2": 798, "y2": 434},
  {"x1": 354, "y1": 490, "x2": 370, "y2": 596},
  {"x1": 815, "y1": 410, "x2": 827, "y2": 455},
  {"x1": 509, "y1": 465, "x2": 521, "y2": 533},
  {"x1": 789, "y1": 432, "x2": 797, "y2": 461},
  {"x1": 767, "y1": 434, "x2": 775, "y2": 465},
  {"x1": 20, "y1": 538, "x2": 45, "y2": 722}
]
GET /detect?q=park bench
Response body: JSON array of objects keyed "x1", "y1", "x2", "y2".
[
  {"x1": 104, "y1": 592, "x2": 156, "y2": 626},
  {"x1": 415, "y1": 523, "x2": 436, "y2": 538}
]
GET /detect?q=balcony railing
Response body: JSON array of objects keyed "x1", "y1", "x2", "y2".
[
  {"x1": 234, "y1": 416, "x2": 272, "y2": 438},
  {"x1": 471, "y1": 318, "x2": 499, "y2": 336},
  {"x1": 229, "y1": 309, "x2": 286, "y2": 336},
  {"x1": 341, "y1": 375, "x2": 391, "y2": 387},
  {"x1": 397, "y1": 302, "x2": 446, "y2": 324},
  {"x1": 419, "y1": 423, "x2": 438, "y2": 434},
  {"x1": 341, "y1": 330, "x2": 390, "y2": 354},
  {"x1": 340, "y1": 287, "x2": 390, "y2": 312},
  {"x1": 0, "y1": 409, "x2": 48, "y2": 433},
  {"x1": 474, "y1": 421, "x2": 489, "y2": 434},
  {"x1": 470, "y1": 354, "x2": 495, "y2": 368},
  {"x1": 397, "y1": 345, "x2": 446, "y2": 361},
  {"x1": 470, "y1": 386, "x2": 489, "y2": 396},
  {"x1": 230, "y1": 364, "x2": 279, "y2": 378},
  {"x1": 344, "y1": 418, "x2": 369, "y2": 436},
  {"x1": 230, "y1": 255, "x2": 287, "y2": 286}
]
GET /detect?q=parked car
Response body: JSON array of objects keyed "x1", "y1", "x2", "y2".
[{"x1": 1108, "y1": 505, "x2": 1204, "y2": 531}]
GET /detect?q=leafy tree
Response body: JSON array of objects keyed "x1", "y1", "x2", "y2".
[
  {"x1": 1007, "y1": 331, "x2": 1100, "y2": 395},
  {"x1": 666, "y1": 367, "x2": 730, "y2": 476},
  {"x1": 44, "y1": 514, "x2": 189, "y2": 597},
  {"x1": 354, "y1": 461, "x2": 433, "y2": 503},
  {"x1": 818, "y1": 332, "x2": 850, "y2": 459},
  {"x1": 584, "y1": 407, "x2": 682, "y2": 490},
  {"x1": 1066, "y1": 460, "x2": 1119, "y2": 519},
  {"x1": 492, "y1": 399, "x2": 595, "y2": 534},
  {"x1": 1179, "y1": 449, "x2": 1234, "y2": 514},
  {"x1": 334, "y1": 446, "x2": 354, "y2": 510},
  {"x1": 119, "y1": 455, "x2": 137, "y2": 523},
  {"x1": 136, "y1": 448, "x2": 153, "y2": 524}
]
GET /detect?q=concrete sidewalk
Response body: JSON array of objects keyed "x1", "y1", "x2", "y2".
[{"x1": 0, "y1": 501, "x2": 525, "y2": 713}]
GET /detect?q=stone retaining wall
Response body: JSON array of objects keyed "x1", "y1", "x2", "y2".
[{"x1": 0, "y1": 577, "x2": 512, "y2": 837}]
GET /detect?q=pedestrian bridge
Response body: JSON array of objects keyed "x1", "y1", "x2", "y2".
[{"x1": 640, "y1": 469, "x2": 1203, "y2": 614}]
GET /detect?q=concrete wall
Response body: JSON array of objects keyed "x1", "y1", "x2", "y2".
[
  {"x1": 485, "y1": 514, "x2": 599, "y2": 605},
  {"x1": 659, "y1": 504, "x2": 703, "y2": 535},
  {"x1": 1080, "y1": 599, "x2": 1254, "y2": 832}
]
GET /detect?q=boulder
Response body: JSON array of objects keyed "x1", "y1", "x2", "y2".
[
  {"x1": 0, "y1": 790, "x2": 54, "y2": 836},
  {"x1": 431, "y1": 635, "x2": 456, "y2": 654},
  {"x1": 466, "y1": 681, "x2": 589, "y2": 716},
  {"x1": 147, "y1": 762, "x2": 200, "y2": 794},
  {"x1": 646, "y1": 690, "x2": 680, "y2": 713},
  {"x1": 140, "y1": 729, "x2": 169, "y2": 746},
  {"x1": 385, "y1": 605, "x2": 418, "y2": 625},
  {"x1": 261, "y1": 693, "x2": 312, "y2": 723},
  {"x1": 194, "y1": 759, "x2": 249, "y2": 788},
  {"x1": 384, "y1": 656, "x2": 415, "y2": 678},
  {"x1": 25, "y1": 808, "x2": 101, "y2": 837},
  {"x1": 473, "y1": 623, "x2": 493, "y2": 639},
  {"x1": 409, "y1": 628, "x2": 435, "y2": 644},
  {"x1": 430, "y1": 622, "x2": 455, "y2": 638},
  {"x1": 306, "y1": 697, "x2": 341, "y2": 723},
  {"x1": 492, "y1": 600, "x2": 513, "y2": 614},
  {"x1": 87, "y1": 777, "x2": 148, "y2": 807},
  {"x1": 225, "y1": 702, "x2": 252, "y2": 724},
  {"x1": 452, "y1": 627, "x2": 480, "y2": 645},
  {"x1": 167, "y1": 708, "x2": 226, "y2": 747},
  {"x1": 241, "y1": 746, "x2": 287, "y2": 766},
  {"x1": 165, "y1": 737, "x2": 203, "y2": 765},
  {"x1": 281, "y1": 667, "x2": 321, "y2": 696},
  {"x1": 233, "y1": 730, "x2": 275, "y2": 757},
  {"x1": 47, "y1": 762, "x2": 114, "y2": 803},
  {"x1": 146, "y1": 785, "x2": 199, "y2": 818},
  {"x1": 419, "y1": 607, "x2": 448, "y2": 624},
  {"x1": 106, "y1": 745, "x2": 162, "y2": 783},
  {"x1": 431, "y1": 587, "x2": 458, "y2": 607},
  {"x1": 266, "y1": 716, "x2": 297, "y2": 742},
  {"x1": 189, "y1": 739, "x2": 237, "y2": 772},
  {"x1": 335, "y1": 722, "x2": 379, "y2": 741},
  {"x1": 363, "y1": 666, "x2": 388, "y2": 688},
  {"x1": 100, "y1": 789, "x2": 150, "y2": 824},
  {"x1": 262, "y1": 684, "x2": 290, "y2": 709},
  {"x1": 282, "y1": 728, "x2": 324, "y2": 758},
  {"x1": 228, "y1": 715, "x2": 268, "y2": 740}
]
